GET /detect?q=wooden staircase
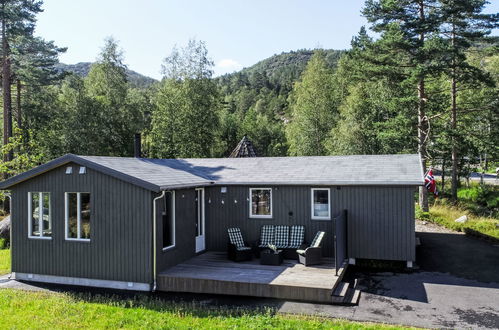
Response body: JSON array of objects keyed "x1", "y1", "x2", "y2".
[{"x1": 331, "y1": 278, "x2": 361, "y2": 305}]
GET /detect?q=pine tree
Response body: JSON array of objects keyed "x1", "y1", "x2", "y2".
[
  {"x1": 0, "y1": 0, "x2": 44, "y2": 164},
  {"x1": 363, "y1": 0, "x2": 446, "y2": 211},
  {"x1": 438, "y1": 0, "x2": 499, "y2": 200}
]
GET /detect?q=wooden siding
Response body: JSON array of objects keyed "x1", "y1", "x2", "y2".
[
  {"x1": 155, "y1": 188, "x2": 198, "y2": 271},
  {"x1": 11, "y1": 162, "x2": 153, "y2": 283},
  {"x1": 204, "y1": 185, "x2": 416, "y2": 261}
]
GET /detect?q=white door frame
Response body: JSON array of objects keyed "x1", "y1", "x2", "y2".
[{"x1": 195, "y1": 188, "x2": 205, "y2": 253}]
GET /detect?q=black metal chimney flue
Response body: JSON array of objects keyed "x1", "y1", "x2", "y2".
[{"x1": 134, "y1": 133, "x2": 142, "y2": 158}]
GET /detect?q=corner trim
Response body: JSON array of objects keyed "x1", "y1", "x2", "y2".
[{"x1": 13, "y1": 272, "x2": 151, "y2": 291}]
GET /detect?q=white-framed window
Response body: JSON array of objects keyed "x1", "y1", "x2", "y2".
[
  {"x1": 249, "y1": 188, "x2": 272, "y2": 218},
  {"x1": 162, "y1": 191, "x2": 175, "y2": 250},
  {"x1": 65, "y1": 192, "x2": 91, "y2": 241},
  {"x1": 28, "y1": 192, "x2": 52, "y2": 239},
  {"x1": 311, "y1": 188, "x2": 331, "y2": 220}
]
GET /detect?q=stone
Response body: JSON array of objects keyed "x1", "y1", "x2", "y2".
[
  {"x1": 0, "y1": 216, "x2": 10, "y2": 239},
  {"x1": 422, "y1": 221, "x2": 427, "y2": 225},
  {"x1": 455, "y1": 215, "x2": 468, "y2": 223}
]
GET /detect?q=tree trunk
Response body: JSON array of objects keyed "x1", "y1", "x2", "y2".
[
  {"x1": 441, "y1": 157, "x2": 446, "y2": 194},
  {"x1": 16, "y1": 79, "x2": 21, "y2": 128},
  {"x1": 417, "y1": 1, "x2": 429, "y2": 212},
  {"x1": 2, "y1": 17, "x2": 13, "y2": 167},
  {"x1": 450, "y1": 24, "x2": 458, "y2": 202}
]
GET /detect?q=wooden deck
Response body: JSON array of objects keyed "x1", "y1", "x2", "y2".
[{"x1": 157, "y1": 252, "x2": 346, "y2": 303}]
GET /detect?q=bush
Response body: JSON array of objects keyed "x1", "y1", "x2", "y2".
[{"x1": 0, "y1": 238, "x2": 8, "y2": 249}]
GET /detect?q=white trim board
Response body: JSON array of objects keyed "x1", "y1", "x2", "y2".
[{"x1": 14, "y1": 273, "x2": 151, "y2": 291}]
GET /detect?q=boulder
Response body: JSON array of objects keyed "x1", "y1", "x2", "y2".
[
  {"x1": 455, "y1": 215, "x2": 468, "y2": 223},
  {"x1": 0, "y1": 216, "x2": 10, "y2": 239}
]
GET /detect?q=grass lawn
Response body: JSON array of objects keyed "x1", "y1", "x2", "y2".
[
  {"x1": 0, "y1": 289, "x2": 411, "y2": 329},
  {"x1": 0, "y1": 249, "x2": 10, "y2": 275},
  {"x1": 419, "y1": 204, "x2": 499, "y2": 240}
]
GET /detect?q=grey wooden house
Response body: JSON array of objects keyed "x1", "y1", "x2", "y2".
[{"x1": 0, "y1": 153, "x2": 423, "y2": 300}]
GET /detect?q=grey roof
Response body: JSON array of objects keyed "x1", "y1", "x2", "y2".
[
  {"x1": 180, "y1": 154, "x2": 424, "y2": 186},
  {"x1": 229, "y1": 135, "x2": 257, "y2": 158},
  {"x1": 0, "y1": 153, "x2": 424, "y2": 191},
  {"x1": 0, "y1": 154, "x2": 213, "y2": 192}
]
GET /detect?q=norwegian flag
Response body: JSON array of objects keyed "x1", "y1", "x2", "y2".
[{"x1": 424, "y1": 169, "x2": 438, "y2": 196}]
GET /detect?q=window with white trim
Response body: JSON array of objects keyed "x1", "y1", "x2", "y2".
[
  {"x1": 162, "y1": 191, "x2": 175, "y2": 250},
  {"x1": 28, "y1": 192, "x2": 52, "y2": 238},
  {"x1": 249, "y1": 188, "x2": 272, "y2": 218},
  {"x1": 65, "y1": 192, "x2": 91, "y2": 241},
  {"x1": 311, "y1": 188, "x2": 331, "y2": 220}
]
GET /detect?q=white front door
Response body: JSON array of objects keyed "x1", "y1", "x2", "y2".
[{"x1": 195, "y1": 188, "x2": 205, "y2": 253}]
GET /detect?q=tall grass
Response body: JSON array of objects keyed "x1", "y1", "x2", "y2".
[
  {"x1": 417, "y1": 203, "x2": 499, "y2": 240},
  {"x1": 0, "y1": 289, "x2": 409, "y2": 329},
  {"x1": 0, "y1": 249, "x2": 10, "y2": 275}
]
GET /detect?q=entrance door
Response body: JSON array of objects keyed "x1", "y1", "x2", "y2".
[{"x1": 195, "y1": 188, "x2": 205, "y2": 252}]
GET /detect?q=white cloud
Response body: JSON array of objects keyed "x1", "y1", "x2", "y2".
[{"x1": 214, "y1": 58, "x2": 243, "y2": 76}]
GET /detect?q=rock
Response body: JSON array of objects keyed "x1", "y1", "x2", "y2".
[
  {"x1": 0, "y1": 216, "x2": 10, "y2": 239},
  {"x1": 422, "y1": 221, "x2": 427, "y2": 225},
  {"x1": 455, "y1": 215, "x2": 468, "y2": 223}
]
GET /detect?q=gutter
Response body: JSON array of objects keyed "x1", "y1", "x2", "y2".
[
  {"x1": 4, "y1": 192, "x2": 12, "y2": 279},
  {"x1": 152, "y1": 190, "x2": 166, "y2": 292}
]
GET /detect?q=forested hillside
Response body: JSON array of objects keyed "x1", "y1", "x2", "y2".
[
  {"x1": 0, "y1": 0, "x2": 498, "y2": 212},
  {"x1": 56, "y1": 62, "x2": 157, "y2": 88}
]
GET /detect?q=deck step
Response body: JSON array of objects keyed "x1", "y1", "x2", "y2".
[
  {"x1": 343, "y1": 288, "x2": 361, "y2": 306},
  {"x1": 332, "y1": 281, "x2": 349, "y2": 297}
]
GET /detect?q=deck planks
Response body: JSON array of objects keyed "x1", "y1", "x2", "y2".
[{"x1": 157, "y1": 252, "x2": 342, "y2": 303}]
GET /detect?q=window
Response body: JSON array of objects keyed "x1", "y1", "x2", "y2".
[
  {"x1": 65, "y1": 166, "x2": 73, "y2": 174},
  {"x1": 28, "y1": 192, "x2": 51, "y2": 238},
  {"x1": 311, "y1": 188, "x2": 331, "y2": 220},
  {"x1": 65, "y1": 192, "x2": 91, "y2": 241},
  {"x1": 249, "y1": 188, "x2": 272, "y2": 218},
  {"x1": 78, "y1": 166, "x2": 86, "y2": 174},
  {"x1": 162, "y1": 191, "x2": 175, "y2": 250}
]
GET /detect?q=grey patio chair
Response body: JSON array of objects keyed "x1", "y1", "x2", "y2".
[
  {"x1": 227, "y1": 227, "x2": 253, "y2": 261},
  {"x1": 283, "y1": 225, "x2": 305, "y2": 259},
  {"x1": 274, "y1": 225, "x2": 289, "y2": 249},
  {"x1": 297, "y1": 231, "x2": 325, "y2": 266},
  {"x1": 258, "y1": 225, "x2": 275, "y2": 248}
]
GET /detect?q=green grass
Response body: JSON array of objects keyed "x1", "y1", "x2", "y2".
[
  {"x1": 0, "y1": 249, "x2": 10, "y2": 275},
  {"x1": 0, "y1": 289, "x2": 411, "y2": 329},
  {"x1": 417, "y1": 204, "x2": 499, "y2": 240}
]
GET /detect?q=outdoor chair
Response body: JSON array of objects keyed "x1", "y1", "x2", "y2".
[
  {"x1": 227, "y1": 227, "x2": 253, "y2": 261},
  {"x1": 253, "y1": 225, "x2": 275, "y2": 257},
  {"x1": 282, "y1": 225, "x2": 306, "y2": 259},
  {"x1": 274, "y1": 225, "x2": 289, "y2": 249},
  {"x1": 297, "y1": 231, "x2": 325, "y2": 266}
]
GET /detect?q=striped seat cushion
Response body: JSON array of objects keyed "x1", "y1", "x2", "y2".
[
  {"x1": 287, "y1": 225, "x2": 305, "y2": 248},
  {"x1": 274, "y1": 225, "x2": 289, "y2": 248},
  {"x1": 228, "y1": 227, "x2": 246, "y2": 249},
  {"x1": 311, "y1": 231, "x2": 325, "y2": 248},
  {"x1": 259, "y1": 225, "x2": 275, "y2": 248}
]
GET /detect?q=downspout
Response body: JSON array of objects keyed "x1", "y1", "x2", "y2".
[
  {"x1": 4, "y1": 192, "x2": 12, "y2": 279},
  {"x1": 152, "y1": 190, "x2": 166, "y2": 292}
]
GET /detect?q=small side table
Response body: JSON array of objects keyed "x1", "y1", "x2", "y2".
[{"x1": 260, "y1": 250, "x2": 283, "y2": 265}]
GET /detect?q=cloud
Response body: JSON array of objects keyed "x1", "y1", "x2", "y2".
[{"x1": 214, "y1": 58, "x2": 243, "y2": 76}]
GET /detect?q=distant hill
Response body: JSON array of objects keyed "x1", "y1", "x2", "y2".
[
  {"x1": 56, "y1": 62, "x2": 157, "y2": 88},
  {"x1": 216, "y1": 49, "x2": 345, "y2": 94}
]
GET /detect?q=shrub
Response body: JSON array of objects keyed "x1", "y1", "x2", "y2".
[{"x1": 0, "y1": 238, "x2": 8, "y2": 249}]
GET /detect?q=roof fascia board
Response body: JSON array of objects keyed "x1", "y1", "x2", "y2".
[{"x1": 0, "y1": 154, "x2": 162, "y2": 192}]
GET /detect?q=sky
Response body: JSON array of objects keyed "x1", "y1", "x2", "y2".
[{"x1": 35, "y1": 0, "x2": 499, "y2": 79}]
